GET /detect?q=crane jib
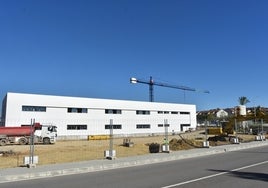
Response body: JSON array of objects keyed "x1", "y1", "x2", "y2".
[{"x1": 130, "y1": 76, "x2": 209, "y2": 102}]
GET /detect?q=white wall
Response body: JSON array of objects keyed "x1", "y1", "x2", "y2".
[
  {"x1": 3, "y1": 92, "x2": 196, "y2": 138},
  {"x1": 216, "y1": 109, "x2": 228, "y2": 118},
  {"x1": 239, "y1": 105, "x2": 247, "y2": 116}
]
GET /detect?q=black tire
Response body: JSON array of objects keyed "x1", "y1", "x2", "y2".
[
  {"x1": 18, "y1": 138, "x2": 27, "y2": 145},
  {"x1": 43, "y1": 137, "x2": 50, "y2": 144},
  {"x1": 0, "y1": 139, "x2": 7, "y2": 146}
]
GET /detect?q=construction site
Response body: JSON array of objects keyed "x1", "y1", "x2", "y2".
[{"x1": 0, "y1": 129, "x2": 260, "y2": 169}]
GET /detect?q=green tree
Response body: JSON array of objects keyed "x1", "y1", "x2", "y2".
[
  {"x1": 238, "y1": 96, "x2": 250, "y2": 105},
  {"x1": 253, "y1": 106, "x2": 266, "y2": 120}
]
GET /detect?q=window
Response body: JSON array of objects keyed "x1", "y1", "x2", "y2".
[
  {"x1": 67, "y1": 125, "x2": 87, "y2": 130},
  {"x1": 22, "y1": 106, "x2": 46, "y2": 112},
  {"x1": 180, "y1": 124, "x2": 191, "y2": 132},
  {"x1": 105, "y1": 124, "x2": 122, "y2": 129},
  {"x1": 158, "y1": 124, "x2": 170, "y2": 127},
  {"x1": 105, "y1": 109, "x2": 122, "y2": 114},
  {"x1": 180, "y1": 112, "x2": 190, "y2": 115},
  {"x1": 136, "y1": 124, "x2": 151, "y2": 129},
  {"x1": 67, "y1": 108, "x2": 88, "y2": 113},
  {"x1": 158, "y1": 111, "x2": 172, "y2": 114},
  {"x1": 136, "y1": 110, "x2": 150, "y2": 115},
  {"x1": 181, "y1": 124, "x2": 190, "y2": 126}
]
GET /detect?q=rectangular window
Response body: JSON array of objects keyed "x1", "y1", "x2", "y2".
[
  {"x1": 136, "y1": 124, "x2": 151, "y2": 129},
  {"x1": 158, "y1": 124, "x2": 170, "y2": 127},
  {"x1": 136, "y1": 110, "x2": 150, "y2": 115},
  {"x1": 105, "y1": 124, "x2": 122, "y2": 129},
  {"x1": 105, "y1": 109, "x2": 122, "y2": 114},
  {"x1": 67, "y1": 125, "x2": 87, "y2": 130},
  {"x1": 67, "y1": 108, "x2": 88, "y2": 113},
  {"x1": 158, "y1": 111, "x2": 172, "y2": 114},
  {"x1": 181, "y1": 124, "x2": 190, "y2": 126},
  {"x1": 180, "y1": 112, "x2": 190, "y2": 115},
  {"x1": 22, "y1": 106, "x2": 46, "y2": 112}
]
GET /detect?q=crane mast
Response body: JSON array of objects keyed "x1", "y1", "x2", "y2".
[{"x1": 130, "y1": 76, "x2": 209, "y2": 102}]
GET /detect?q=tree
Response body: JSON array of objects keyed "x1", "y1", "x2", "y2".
[
  {"x1": 251, "y1": 106, "x2": 267, "y2": 121},
  {"x1": 238, "y1": 96, "x2": 250, "y2": 105}
]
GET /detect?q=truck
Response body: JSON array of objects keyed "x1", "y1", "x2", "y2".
[{"x1": 0, "y1": 122, "x2": 57, "y2": 146}]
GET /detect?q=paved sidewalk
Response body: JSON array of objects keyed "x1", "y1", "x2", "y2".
[{"x1": 1, "y1": 140, "x2": 268, "y2": 184}]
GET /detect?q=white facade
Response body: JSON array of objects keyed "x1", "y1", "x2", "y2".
[
  {"x1": 238, "y1": 105, "x2": 247, "y2": 116},
  {"x1": 216, "y1": 109, "x2": 228, "y2": 118},
  {"x1": 2, "y1": 92, "x2": 196, "y2": 139}
]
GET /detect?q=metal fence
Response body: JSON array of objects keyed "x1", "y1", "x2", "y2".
[{"x1": 0, "y1": 117, "x2": 194, "y2": 168}]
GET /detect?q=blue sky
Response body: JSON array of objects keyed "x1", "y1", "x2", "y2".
[{"x1": 0, "y1": 0, "x2": 267, "y2": 111}]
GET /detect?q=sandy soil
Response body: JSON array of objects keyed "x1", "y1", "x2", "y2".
[{"x1": 0, "y1": 131, "x2": 257, "y2": 169}]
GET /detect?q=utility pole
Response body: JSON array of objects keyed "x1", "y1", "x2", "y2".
[{"x1": 28, "y1": 118, "x2": 36, "y2": 168}]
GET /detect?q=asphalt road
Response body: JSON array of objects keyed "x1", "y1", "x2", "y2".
[{"x1": 1, "y1": 145, "x2": 268, "y2": 188}]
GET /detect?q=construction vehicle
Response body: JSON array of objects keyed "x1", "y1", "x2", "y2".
[
  {"x1": 0, "y1": 122, "x2": 57, "y2": 146},
  {"x1": 206, "y1": 127, "x2": 224, "y2": 135}
]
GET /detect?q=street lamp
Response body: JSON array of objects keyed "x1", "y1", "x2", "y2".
[
  {"x1": 130, "y1": 77, "x2": 154, "y2": 102},
  {"x1": 130, "y1": 77, "x2": 138, "y2": 84}
]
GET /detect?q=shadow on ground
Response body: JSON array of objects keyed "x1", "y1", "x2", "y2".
[{"x1": 208, "y1": 169, "x2": 268, "y2": 182}]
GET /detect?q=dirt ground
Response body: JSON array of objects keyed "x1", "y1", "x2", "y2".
[{"x1": 0, "y1": 131, "x2": 258, "y2": 169}]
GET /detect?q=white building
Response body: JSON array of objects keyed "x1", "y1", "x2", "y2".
[
  {"x1": 216, "y1": 109, "x2": 228, "y2": 118},
  {"x1": 1, "y1": 92, "x2": 196, "y2": 139}
]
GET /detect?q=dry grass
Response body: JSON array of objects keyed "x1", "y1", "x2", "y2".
[{"x1": 0, "y1": 131, "x2": 258, "y2": 169}]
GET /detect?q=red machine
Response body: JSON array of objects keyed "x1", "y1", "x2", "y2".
[
  {"x1": 0, "y1": 123, "x2": 56, "y2": 146},
  {"x1": 0, "y1": 123, "x2": 41, "y2": 136}
]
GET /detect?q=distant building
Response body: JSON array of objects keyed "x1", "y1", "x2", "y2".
[
  {"x1": 216, "y1": 109, "x2": 228, "y2": 118},
  {"x1": 197, "y1": 107, "x2": 268, "y2": 127},
  {"x1": 2, "y1": 92, "x2": 197, "y2": 139},
  {"x1": 197, "y1": 108, "x2": 229, "y2": 118},
  {"x1": 197, "y1": 108, "x2": 231, "y2": 126}
]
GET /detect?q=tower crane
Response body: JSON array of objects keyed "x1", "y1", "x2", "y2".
[{"x1": 130, "y1": 76, "x2": 209, "y2": 102}]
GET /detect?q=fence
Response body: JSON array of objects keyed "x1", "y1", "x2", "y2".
[{"x1": 0, "y1": 117, "x2": 194, "y2": 168}]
